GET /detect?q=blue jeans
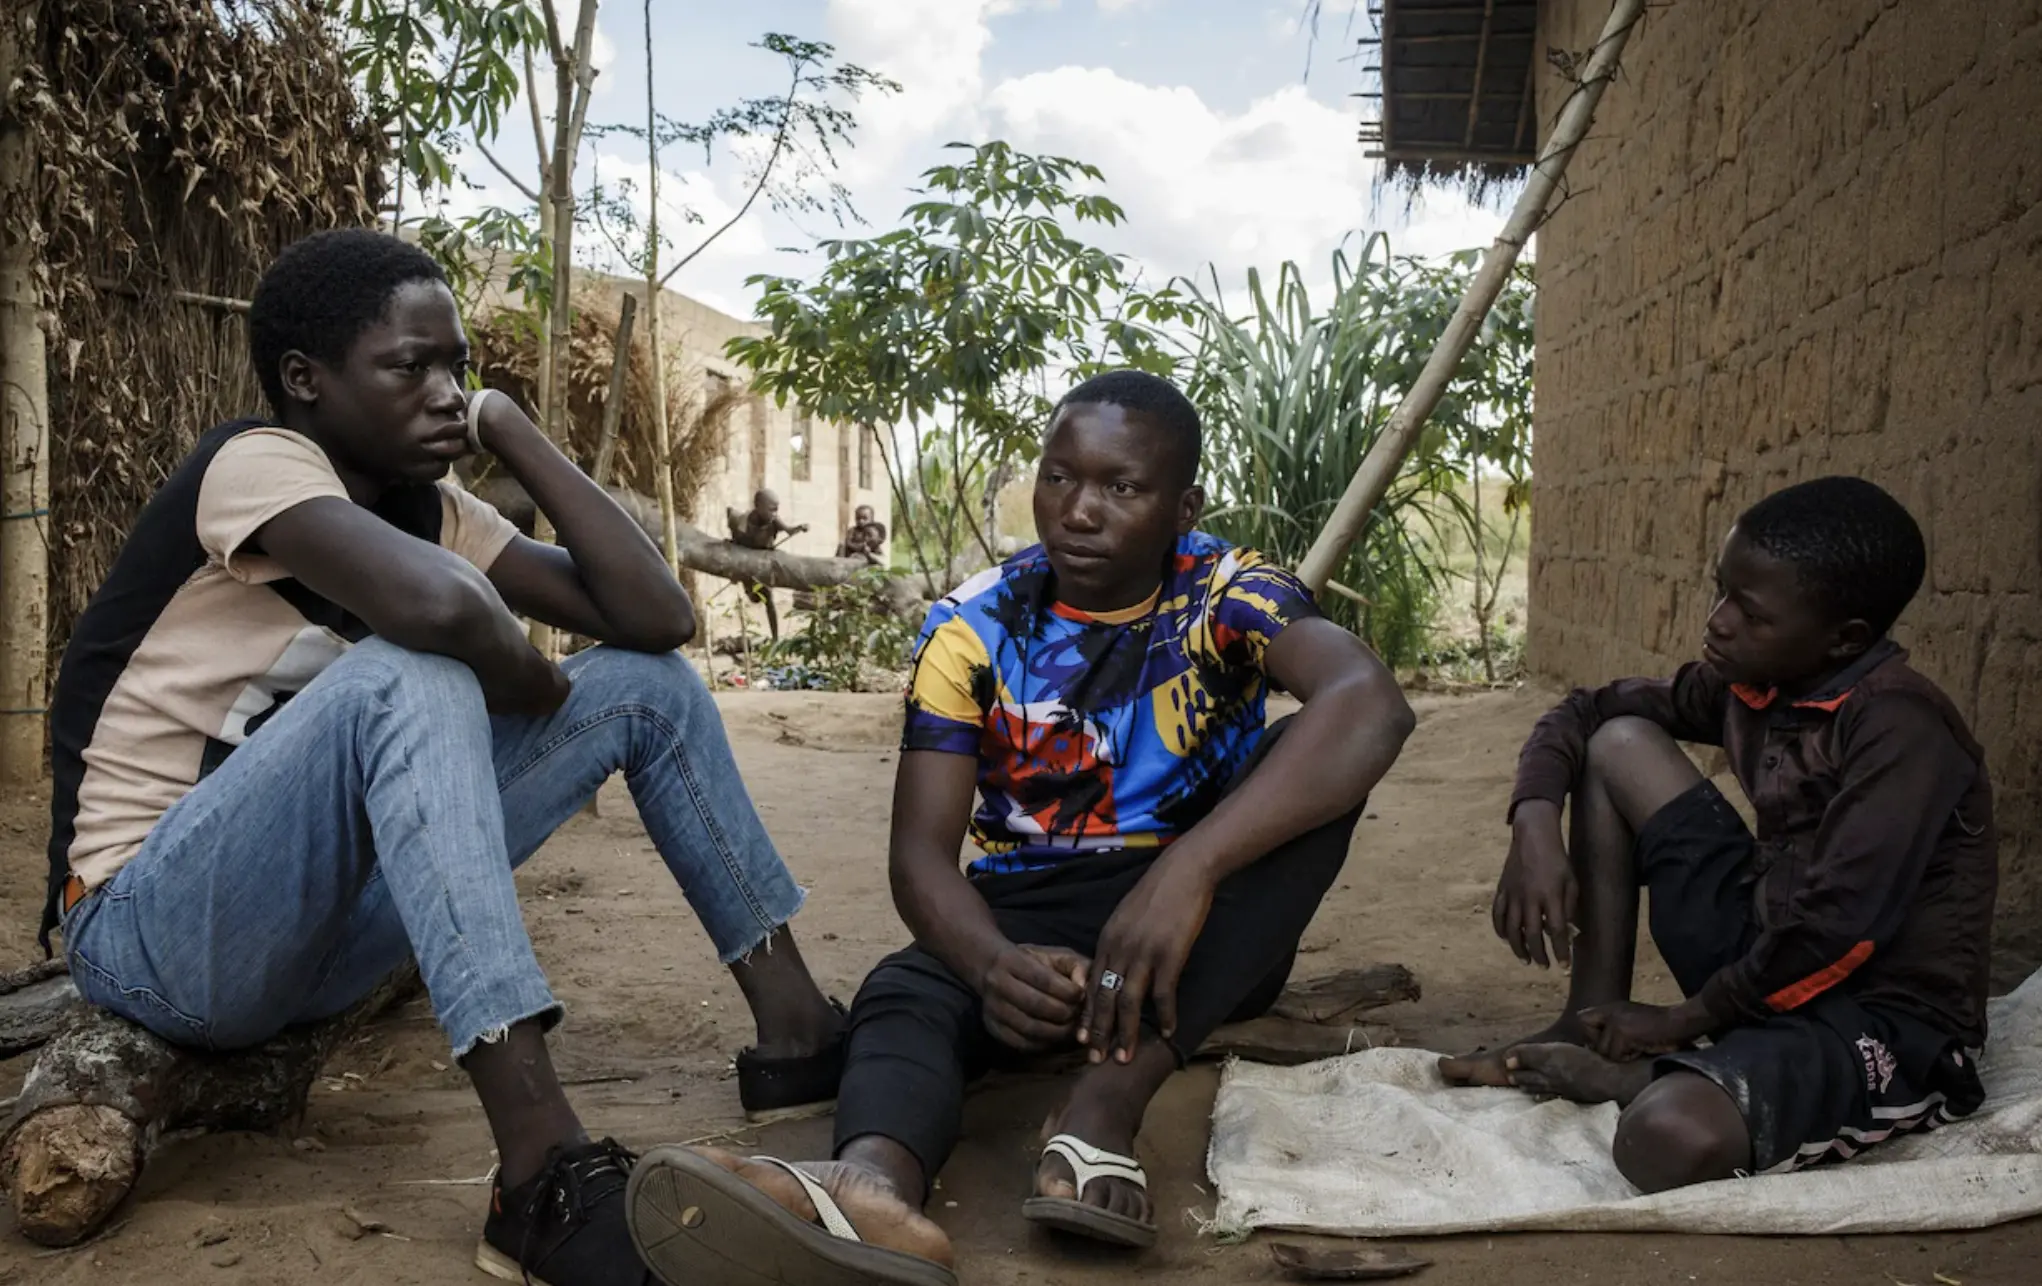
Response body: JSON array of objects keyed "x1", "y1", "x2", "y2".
[{"x1": 61, "y1": 639, "x2": 805, "y2": 1059}]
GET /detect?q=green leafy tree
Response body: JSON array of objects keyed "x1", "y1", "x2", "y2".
[{"x1": 731, "y1": 141, "x2": 1184, "y2": 592}]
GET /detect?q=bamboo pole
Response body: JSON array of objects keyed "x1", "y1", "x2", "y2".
[
  {"x1": 589, "y1": 292, "x2": 637, "y2": 487},
  {"x1": 1296, "y1": 0, "x2": 1646, "y2": 593},
  {"x1": 0, "y1": 7, "x2": 49, "y2": 784}
]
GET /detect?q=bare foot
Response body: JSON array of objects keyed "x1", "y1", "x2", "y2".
[
  {"x1": 1505, "y1": 1043, "x2": 1654, "y2": 1106},
  {"x1": 1438, "y1": 1019, "x2": 1587, "y2": 1087},
  {"x1": 694, "y1": 1147, "x2": 955, "y2": 1267}
]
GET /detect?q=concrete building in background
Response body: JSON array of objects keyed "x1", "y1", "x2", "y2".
[
  {"x1": 557, "y1": 276, "x2": 893, "y2": 640},
  {"x1": 1372, "y1": 0, "x2": 2041, "y2": 972}
]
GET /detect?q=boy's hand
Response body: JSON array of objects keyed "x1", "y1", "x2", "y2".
[
  {"x1": 1494, "y1": 801, "x2": 1576, "y2": 968},
  {"x1": 978, "y1": 944, "x2": 1089, "y2": 1052},
  {"x1": 1578, "y1": 1000, "x2": 1711, "y2": 1060},
  {"x1": 1081, "y1": 859, "x2": 1215, "y2": 1064},
  {"x1": 481, "y1": 652, "x2": 573, "y2": 718}
]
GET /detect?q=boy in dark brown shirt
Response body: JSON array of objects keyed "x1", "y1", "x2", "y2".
[{"x1": 1441, "y1": 477, "x2": 1996, "y2": 1193}]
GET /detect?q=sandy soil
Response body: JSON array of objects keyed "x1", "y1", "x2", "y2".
[{"x1": 0, "y1": 686, "x2": 2034, "y2": 1285}]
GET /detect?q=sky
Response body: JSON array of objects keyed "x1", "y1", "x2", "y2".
[{"x1": 438, "y1": 0, "x2": 1506, "y2": 322}]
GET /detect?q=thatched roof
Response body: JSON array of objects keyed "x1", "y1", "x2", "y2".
[
  {"x1": 1360, "y1": 0, "x2": 1538, "y2": 193},
  {"x1": 465, "y1": 296, "x2": 734, "y2": 523}
]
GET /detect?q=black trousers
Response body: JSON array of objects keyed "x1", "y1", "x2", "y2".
[{"x1": 831, "y1": 721, "x2": 1362, "y2": 1177}]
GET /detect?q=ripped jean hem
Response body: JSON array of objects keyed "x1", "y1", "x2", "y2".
[
  {"x1": 714, "y1": 889, "x2": 809, "y2": 967},
  {"x1": 450, "y1": 997, "x2": 567, "y2": 1064}
]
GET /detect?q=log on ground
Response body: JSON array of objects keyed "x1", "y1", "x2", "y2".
[
  {"x1": 0, "y1": 967, "x2": 420, "y2": 1247},
  {"x1": 0, "y1": 959, "x2": 80, "y2": 1057}
]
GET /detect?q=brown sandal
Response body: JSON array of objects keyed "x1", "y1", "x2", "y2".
[{"x1": 627, "y1": 1147, "x2": 957, "y2": 1286}]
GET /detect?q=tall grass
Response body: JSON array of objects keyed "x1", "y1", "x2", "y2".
[{"x1": 1177, "y1": 236, "x2": 1533, "y2": 667}]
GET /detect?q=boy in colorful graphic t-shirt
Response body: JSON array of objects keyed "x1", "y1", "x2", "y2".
[{"x1": 625, "y1": 371, "x2": 1417, "y2": 1282}]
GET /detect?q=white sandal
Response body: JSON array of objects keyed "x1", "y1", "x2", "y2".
[{"x1": 1020, "y1": 1133, "x2": 1158, "y2": 1248}]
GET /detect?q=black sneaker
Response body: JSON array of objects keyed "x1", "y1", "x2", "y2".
[{"x1": 476, "y1": 1139, "x2": 653, "y2": 1286}]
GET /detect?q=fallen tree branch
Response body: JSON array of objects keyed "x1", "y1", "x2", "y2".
[
  {"x1": 471, "y1": 475, "x2": 930, "y2": 615},
  {"x1": 0, "y1": 967, "x2": 421, "y2": 1247}
]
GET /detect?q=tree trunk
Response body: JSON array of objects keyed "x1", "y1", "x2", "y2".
[
  {"x1": 0, "y1": 6, "x2": 50, "y2": 785},
  {"x1": 530, "y1": 0, "x2": 603, "y2": 659},
  {"x1": 644, "y1": 298, "x2": 681, "y2": 572},
  {"x1": 589, "y1": 292, "x2": 638, "y2": 488},
  {"x1": 0, "y1": 959, "x2": 80, "y2": 1057},
  {"x1": 641, "y1": 0, "x2": 681, "y2": 577},
  {"x1": 0, "y1": 968, "x2": 421, "y2": 1247}
]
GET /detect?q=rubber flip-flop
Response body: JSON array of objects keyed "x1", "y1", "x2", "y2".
[
  {"x1": 627, "y1": 1146, "x2": 957, "y2": 1286},
  {"x1": 1020, "y1": 1133, "x2": 1158, "y2": 1249}
]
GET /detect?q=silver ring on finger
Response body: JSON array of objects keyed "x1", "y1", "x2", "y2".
[{"x1": 1098, "y1": 970, "x2": 1124, "y2": 993}]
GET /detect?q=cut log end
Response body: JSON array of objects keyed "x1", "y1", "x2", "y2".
[
  {"x1": 0, "y1": 1103, "x2": 142, "y2": 1247},
  {"x1": 0, "y1": 967, "x2": 420, "y2": 1246}
]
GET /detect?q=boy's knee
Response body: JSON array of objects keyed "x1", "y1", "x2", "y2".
[
  {"x1": 1612, "y1": 1074, "x2": 1750, "y2": 1192},
  {"x1": 1585, "y1": 715, "x2": 1676, "y2": 768},
  {"x1": 569, "y1": 646, "x2": 708, "y2": 712},
  {"x1": 346, "y1": 639, "x2": 487, "y2": 714},
  {"x1": 849, "y1": 948, "x2": 974, "y2": 1022}
]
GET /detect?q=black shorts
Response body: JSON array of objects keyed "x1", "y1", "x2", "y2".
[{"x1": 1636, "y1": 780, "x2": 1985, "y2": 1173}]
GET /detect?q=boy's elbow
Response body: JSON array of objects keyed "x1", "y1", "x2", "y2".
[
  {"x1": 615, "y1": 593, "x2": 696, "y2": 654},
  {"x1": 1386, "y1": 687, "x2": 1418, "y2": 742},
  {"x1": 404, "y1": 576, "x2": 501, "y2": 649},
  {"x1": 1349, "y1": 671, "x2": 1417, "y2": 745}
]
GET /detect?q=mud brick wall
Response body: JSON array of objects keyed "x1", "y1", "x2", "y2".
[{"x1": 1528, "y1": 0, "x2": 2042, "y2": 976}]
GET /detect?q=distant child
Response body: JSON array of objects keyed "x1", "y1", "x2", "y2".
[
  {"x1": 726, "y1": 488, "x2": 807, "y2": 640},
  {"x1": 1441, "y1": 477, "x2": 1996, "y2": 1192},
  {"x1": 838, "y1": 503, "x2": 888, "y2": 564}
]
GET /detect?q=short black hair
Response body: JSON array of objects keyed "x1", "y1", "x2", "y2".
[
  {"x1": 1053, "y1": 369, "x2": 1202, "y2": 487},
  {"x1": 1736, "y1": 476, "x2": 1926, "y2": 634},
  {"x1": 247, "y1": 228, "x2": 449, "y2": 414}
]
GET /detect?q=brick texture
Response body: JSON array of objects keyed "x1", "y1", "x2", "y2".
[{"x1": 1529, "y1": 0, "x2": 2042, "y2": 979}]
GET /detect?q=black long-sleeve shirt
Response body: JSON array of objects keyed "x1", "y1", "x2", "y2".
[{"x1": 1513, "y1": 642, "x2": 1997, "y2": 1047}]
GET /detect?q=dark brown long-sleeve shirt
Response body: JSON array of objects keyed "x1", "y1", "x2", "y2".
[{"x1": 1513, "y1": 642, "x2": 1997, "y2": 1047}]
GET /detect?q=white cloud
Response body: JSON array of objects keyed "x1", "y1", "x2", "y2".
[
  {"x1": 823, "y1": 0, "x2": 1003, "y2": 178},
  {"x1": 982, "y1": 67, "x2": 1497, "y2": 296},
  {"x1": 433, "y1": 1, "x2": 1502, "y2": 331},
  {"x1": 588, "y1": 22, "x2": 620, "y2": 97},
  {"x1": 1097, "y1": 0, "x2": 1154, "y2": 12}
]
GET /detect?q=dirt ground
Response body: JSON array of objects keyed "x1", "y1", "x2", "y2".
[{"x1": 0, "y1": 686, "x2": 2034, "y2": 1285}]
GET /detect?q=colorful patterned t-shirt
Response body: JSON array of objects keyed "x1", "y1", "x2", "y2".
[{"x1": 902, "y1": 532, "x2": 1319, "y2": 875}]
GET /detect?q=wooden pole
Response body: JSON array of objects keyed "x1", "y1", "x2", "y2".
[
  {"x1": 0, "y1": 6, "x2": 49, "y2": 784},
  {"x1": 1296, "y1": 0, "x2": 1645, "y2": 593},
  {"x1": 642, "y1": 0, "x2": 681, "y2": 577},
  {"x1": 589, "y1": 292, "x2": 638, "y2": 487}
]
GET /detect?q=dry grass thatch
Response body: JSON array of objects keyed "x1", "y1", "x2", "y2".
[
  {"x1": 13, "y1": 0, "x2": 385, "y2": 676},
  {"x1": 465, "y1": 295, "x2": 734, "y2": 523}
]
